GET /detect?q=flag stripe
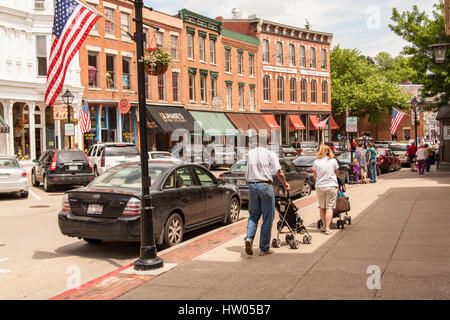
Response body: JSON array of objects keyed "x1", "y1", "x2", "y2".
[{"x1": 390, "y1": 108, "x2": 406, "y2": 135}]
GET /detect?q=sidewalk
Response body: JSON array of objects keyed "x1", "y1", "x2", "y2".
[{"x1": 54, "y1": 168, "x2": 450, "y2": 300}]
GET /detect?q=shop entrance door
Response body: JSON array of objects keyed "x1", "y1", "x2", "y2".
[{"x1": 101, "y1": 129, "x2": 116, "y2": 142}]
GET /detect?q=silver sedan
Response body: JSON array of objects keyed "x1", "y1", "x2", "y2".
[{"x1": 0, "y1": 157, "x2": 29, "y2": 198}]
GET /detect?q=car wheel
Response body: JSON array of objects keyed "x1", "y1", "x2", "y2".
[
  {"x1": 31, "y1": 170, "x2": 39, "y2": 187},
  {"x1": 301, "y1": 182, "x2": 312, "y2": 197},
  {"x1": 377, "y1": 166, "x2": 381, "y2": 176},
  {"x1": 44, "y1": 175, "x2": 52, "y2": 192},
  {"x1": 20, "y1": 191, "x2": 29, "y2": 198},
  {"x1": 94, "y1": 167, "x2": 100, "y2": 177},
  {"x1": 225, "y1": 197, "x2": 240, "y2": 224},
  {"x1": 163, "y1": 213, "x2": 184, "y2": 247},
  {"x1": 83, "y1": 238, "x2": 103, "y2": 244}
]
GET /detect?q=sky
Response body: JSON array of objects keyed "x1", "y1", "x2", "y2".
[{"x1": 143, "y1": 0, "x2": 439, "y2": 57}]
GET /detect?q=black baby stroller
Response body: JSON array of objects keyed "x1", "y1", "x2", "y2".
[
  {"x1": 317, "y1": 177, "x2": 352, "y2": 230},
  {"x1": 272, "y1": 193, "x2": 312, "y2": 249}
]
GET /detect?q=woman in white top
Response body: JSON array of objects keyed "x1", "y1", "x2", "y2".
[{"x1": 313, "y1": 145, "x2": 340, "y2": 235}]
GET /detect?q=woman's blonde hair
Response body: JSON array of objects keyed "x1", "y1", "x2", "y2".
[{"x1": 317, "y1": 144, "x2": 335, "y2": 159}]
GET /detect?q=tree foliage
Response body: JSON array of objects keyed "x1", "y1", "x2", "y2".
[
  {"x1": 389, "y1": 0, "x2": 450, "y2": 106},
  {"x1": 331, "y1": 46, "x2": 410, "y2": 124},
  {"x1": 374, "y1": 52, "x2": 416, "y2": 83}
]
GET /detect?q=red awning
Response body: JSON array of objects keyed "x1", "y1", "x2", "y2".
[
  {"x1": 262, "y1": 114, "x2": 280, "y2": 130},
  {"x1": 309, "y1": 115, "x2": 320, "y2": 130},
  {"x1": 330, "y1": 116, "x2": 340, "y2": 130},
  {"x1": 288, "y1": 114, "x2": 306, "y2": 130}
]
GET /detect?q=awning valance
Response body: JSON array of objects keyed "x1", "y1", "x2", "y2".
[
  {"x1": 225, "y1": 113, "x2": 272, "y2": 133},
  {"x1": 189, "y1": 111, "x2": 238, "y2": 136},
  {"x1": 289, "y1": 114, "x2": 306, "y2": 130},
  {"x1": 308, "y1": 115, "x2": 320, "y2": 130},
  {"x1": 262, "y1": 114, "x2": 280, "y2": 130},
  {"x1": 0, "y1": 115, "x2": 9, "y2": 134},
  {"x1": 146, "y1": 105, "x2": 196, "y2": 133}
]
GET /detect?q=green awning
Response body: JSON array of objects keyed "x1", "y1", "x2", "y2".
[{"x1": 189, "y1": 111, "x2": 239, "y2": 136}]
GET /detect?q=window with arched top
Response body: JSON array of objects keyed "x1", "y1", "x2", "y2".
[
  {"x1": 290, "y1": 78, "x2": 297, "y2": 103},
  {"x1": 301, "y1": 79, "x2": 307, "y2": 102},
  {"x1": 310, "y1": 47, "x2": 316, "y2": 68},
  {"x1": 322, "y1": 81, "x2": 328, "y2": 104},
  {"x1": 262, "y1": 40, "x2": 269, "y2": 63},
  {"x1": 311, "y1": 80, "x2": 317, "y2": 103},
  {"x1": 277, "y1": 77, "x2": 284, "y2": 102},
  {"x1": 263, "y1": 76, "x2": 271, "y2": 101},
  {"x1": 276, "y1": 42, "x2": 283, "y2": 65},
  {"x1": 34, "y1": 106, "x2": 41, "y2": 125}
]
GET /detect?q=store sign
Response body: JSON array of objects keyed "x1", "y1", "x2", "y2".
[
  {"x1": 346, "y1": 117, "x2": 358, "y2": 133},
  {"x1": 444, "y1": 126, "x2": 450, "y2": 140},
  {"x1": 146, "y1": 121, "x2": 158, "y2": 129},
  {"x1": 53, "y1": 105, "x2": 67, "y2": 120},
  {"x1": 118, "y1": 98, "x2": 130, "y2": 114},
  {"x1": 159, "y1": 112, "x2": 186, "y2": 123},
  {"x1": 300, "y1": 70, "x2": 330, "y2": 77},
  {"x1": 65, "y1": 123, "x2": 75, "y2": 136},
  {"x1": 263, "y1": 65, "x2": 297, "y2": 74},
  {"x1": 212, "y1": 96, "x2": 223, "y2": 108}
]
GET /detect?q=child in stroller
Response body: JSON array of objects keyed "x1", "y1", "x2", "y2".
[
  {"x1": 272, "y1": 193, "x2": 312, "y2": 249},
  {"x1": 317, "y1": 176, "x2": 352, "y2": 230}
]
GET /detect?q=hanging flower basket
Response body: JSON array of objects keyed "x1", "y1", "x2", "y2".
[{"x1": 143, "y1": 47, "x2": 172, "y2": 76}]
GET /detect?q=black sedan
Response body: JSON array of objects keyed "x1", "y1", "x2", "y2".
[
  {"x1": 293, "y1": 155, "x2": 353, "y2": 185},
  {"x1": 219, "y1": 158, "x2": 312, "y2": 201},
  {"x1": 58, "y1": 162, "x2": 241, "y2": 248}
]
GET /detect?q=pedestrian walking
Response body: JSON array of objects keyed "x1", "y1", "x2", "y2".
[
  {"x1": 407, "y1": 143, "x2": 418, "y2": 170},
  {"x1": 352, "y1": 159, "x2": 361, "y2": 184},
  {"x1": 367, "y1": 143, "x2": 378, "y2": 183},
  {"x1": 313, "y1": 145, "x2": 339, "y2": 236},
  {"x1": 355, "y1": 143, "x2": 368, "y2": 183},
  {"x1": 244, "y1": 143, "x2": 290, "y2": 256},
  {"x1": 425, "y1": 144, "x2": 433, "y2": 172},
  {"x1": 416, "y1": 145, "x2": 427, "y2": 175}
]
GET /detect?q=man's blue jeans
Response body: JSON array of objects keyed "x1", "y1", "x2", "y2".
[
  {"x1": 245, "y1": 182, "x2": 275, "y2": 252},
  {"x1": 369, "y1": 159, "x2": 377, "y2": 183}
]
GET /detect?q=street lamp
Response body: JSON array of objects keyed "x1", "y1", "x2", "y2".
[
  {"x1": 411, "y1": 96, "x2": 419, "y2": 147},
  {"x1": 62, "y1": 89, "x2": 74, "y2": 149},
  {"x1": 428, "y1": 43, "x2": 450, "y2": 64}
]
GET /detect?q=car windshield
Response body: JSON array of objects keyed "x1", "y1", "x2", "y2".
[
  {"x1": 301, "y1": 142, "x2": 316, "y2": 148},
  {"x1": 282, "y1": 145, "x2": 295, "y2": 150},
  {"x1": 378, "y1": 149, "x2": 387, "y2": 156},
  {"x1": 0, "y1": 158, "x2": 20, "y2": 168},
  {"x1": 105, "y1": 146, "x2": 140, "y2": 156},
  {"x1": 231, "y1": 160, "x2": 247, "y2": 173},
  {"x1": 91, "y1": 165, "x2": 166, "y2": 189},
  {"x1": 293, "y1": 156, "x2": 316, "y2": 166},
  {"x1": 150, "y1": 152, "x2": 171, "y2": 159},
  {"x1": 389, "y1": 144, "x2": 408, "y2": 151},
  {"x1": 57, "y1": 151, "x2": 86, "y2": 163}
]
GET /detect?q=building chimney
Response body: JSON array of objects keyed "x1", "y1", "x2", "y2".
[{"x1": 232, "y1": 8, "x2": 242, "y2": 19}]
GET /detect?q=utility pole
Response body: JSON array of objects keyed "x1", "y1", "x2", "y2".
[{"x1": 132, "y1": 0, "x2": 163, "y2": 271}]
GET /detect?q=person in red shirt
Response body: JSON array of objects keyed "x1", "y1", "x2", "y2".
[{"x1": 407, "y1": 143, "x2": 418, "y2": 168}]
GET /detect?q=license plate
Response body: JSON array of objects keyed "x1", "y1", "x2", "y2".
[
  {"x1": 236, "y1": 179, "x2": 247, "y2": 186},
  {"x1": 69, "y1": 166, "x2": 79, "y2": 171},
  {"x1": 286, "y1": 153, "x2": 292, "y2": 157},
  {"x1": 87, "y1": 204, "x2": 103, "y2": 215}
]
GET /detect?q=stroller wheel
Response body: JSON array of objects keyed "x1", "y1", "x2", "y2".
[
  {"x1": 347, "y1": 217, "x2": 352, "y2": 225},
  {"x1": 336, "y1": 221, "x2": 342, "y2": 229},
  {"x1": 285, "y1": 235, "x2": 293, "y2": 243},
  {"x1": 317, "y1": 220, "x2": 323, "y2": 229},
  {"x1": 303, "y1": 235, "x2": 312, "y2": 244},
  {"x1": 291, "y1": 240, "x2": 299, "y2": 249},
  {"x1": 272, "y1": 238, "x2": 281, "y2": 248}
]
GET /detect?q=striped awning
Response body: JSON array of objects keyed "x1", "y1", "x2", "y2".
[{"x1": 0, "y1": 115, "x2": 9, "y2": 134}]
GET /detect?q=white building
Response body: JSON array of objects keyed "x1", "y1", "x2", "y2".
[{"x1": 0, "y1": 0, "x2": 84, "y2": 160}]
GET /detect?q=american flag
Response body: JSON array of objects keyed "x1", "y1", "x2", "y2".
[
  {"x1": 78, "y1": 101, "x2": 91, "y2": 133},
  {"x1": 391, "y1": 108, "x2": 406, "y2": 135},
  {"x1": 45, "y1": 0, "x2": 99, "y2": 106},
  {"x1": 317, "y1": 117, "x2": 329, "y2": 129}
]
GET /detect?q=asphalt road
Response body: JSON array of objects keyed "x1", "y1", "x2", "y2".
[{"x1": 0, "y1": 167, "x2": 240, "y2": 300}]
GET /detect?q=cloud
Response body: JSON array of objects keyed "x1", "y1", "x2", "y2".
[{"x1": 144, "y1": 0, "x2": 440, "y2": 56}]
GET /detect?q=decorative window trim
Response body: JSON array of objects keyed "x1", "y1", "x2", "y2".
[
  {"x1": 248, "y1": 52, "x2": 255, "y2": 56},
  {"x1": 103, "y1": 2, "x2": 116, "y2": 9},
  {"x1": 186, "y1": 27, "x2": 196, "y2": 35},
  {"x1": 86, "y1": 45, "x2": 101, "y2": 52},
  {"x1": 237, "y1": 49, "x2": 244, "y2": 54},
  {"x1": 189, "y1": 67, "x2": 197, "y2": 75},
  {"x1": 210, "y1": 71, "x2": 219, "y2": 78},
  {"x1": 119, "y1": 6, "x2": 131, "y2": 14},
  {"x1": 198, "y1": 30, "x2": 207, "y2": 38},
  {"x1": 249, "y1": 84, "x2": 256, "y2": 88},
  {"x1": 224, "y1": 46, "x2": 232, "y2": 51},
  {"x1": 209, "y1": 34, "x2": 217, "y2": 40},
  {"x1": 238, "y1": 82, "x2": 245, "y2": 87},
  {"x1": 200, "y1": 69, "x2": 209, "y2": 76},
  {"x1": 225, "y1": 80, "x2": 233, "y2": 85}
]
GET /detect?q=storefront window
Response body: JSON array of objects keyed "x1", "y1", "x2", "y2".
[
  {"x1": 13, "y1": 103, "x2": 31, "y2": 159},
  {"x1": 83, "y1": 105, "x2": 97, "y2": 151},
  {"x1": 122, "y1": 107, "x2": 136, "y2": 144}
]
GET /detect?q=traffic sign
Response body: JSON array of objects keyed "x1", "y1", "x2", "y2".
[{"x1": 346, "y1": 117, "x2": 358, "y2": 133}]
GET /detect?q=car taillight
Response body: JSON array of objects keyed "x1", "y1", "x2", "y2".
[
  {"x1": 299, "y1": 148, "x2": 303, "y2": 153},
  {"x1": 122, "y1": 198, "x2": 141, "y2": 216},
  {"x1": 50, "y1": 153, "x2": 57, "y2": 171},
  {"x1": 83, "y1": 152, "x2": 93, "y2": 170},
  {"x1": 61, "y1": 194, "x2": 71, "y2": 213},
  {"x1": 306, "y1": 168, "x2": 313, "y2": 173},
  {"x1": 21, "y1": 171, "x2": 27, "y2": 177},
  {"x1": 218, "y1": 173, "x2": 223, "y2": 178},
  {"x1": 101, "y1": 156, "x2": 105, "y2": 167}
]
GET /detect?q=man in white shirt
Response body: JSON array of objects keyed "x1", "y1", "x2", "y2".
[{"x1": 244, "y1": 144, "x2": 290, "y2": 256}]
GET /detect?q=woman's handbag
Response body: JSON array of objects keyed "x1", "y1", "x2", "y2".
[{"x1": 334, "y1": 192, "x2": 350, "y2": 214}]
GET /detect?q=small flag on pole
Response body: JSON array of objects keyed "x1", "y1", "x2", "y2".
[
  {"x1": 317, "y1": 117, "x2": 329, "y2": 129},
  {"x1": 45, "y1": 0, "x2": 99, "y2": 106},
  {"x1": 78, "y1": 101, "x2": 91, "y2": 133},
  {"x1": 390, "y1": 108, "x2": 406, "y2": 135}
]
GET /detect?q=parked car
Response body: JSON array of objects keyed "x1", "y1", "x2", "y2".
[
  {"x1": 388, "y1": 143, "x2": 410, "y2": 166},
  {"x1": 324, "y1": 141, "x2": 344, "y2": 156},
  {"x1": 298, "y1": 141, "x2": 318, "y2": 155},
  {"x1": 148, "y1": 151, "x2": 182, "y2": 164},
  {"x1": 87, "y1": 143, "x2": 141, "y2": 176},
  {"x1": 281, "y1": 145, "x2": 298, "y2": 159},
  {"x1": 31, "y1": 149, "x2": 95, "y2": 192},
  {"x1": 294, "y1": 154, "x2": 353, "y2": 185},
  {"x1": 376, "y1": 148, "x2": 401, "y2": 173},
  {"x1": 171, "y1": 143, "x2": 206, "y2": 165},
  {"x1": 204, "y1": 144, "x2": 236, "y2": 170},
  {"x1": 0, "y1": 157, "x2": 29, "y2": 198},
  {"x1": 58, "y1": 162, "x2": 241, "y2": 247},
  {"x1": 219, "y1": 158, "x2": 312, "y2": 201},
  {"x1": 374, "y1": 141, "x2": 392, "y2": 149}
]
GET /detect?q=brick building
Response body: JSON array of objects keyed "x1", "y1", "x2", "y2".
[{"x1": 222, "y1": 16, "x2": 337, "y2": 147}]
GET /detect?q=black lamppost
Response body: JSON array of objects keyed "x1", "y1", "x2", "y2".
[
  {"x1": 130, "y1": 0, "x2": 163, "y2": 271},
  {"x1": 428, "y1": 43, "x2": 450, "y2": 64},
  {"x1": 411, "y1": 96, "x2": 419, "y2": 147},
  {"x1": 62, "y1": 89, "x2": 74, "y2": 149}
]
